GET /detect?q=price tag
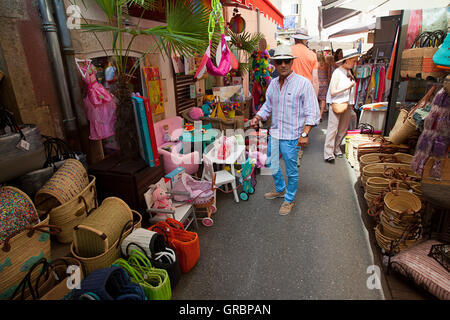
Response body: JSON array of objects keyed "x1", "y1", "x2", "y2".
[{"x1": 16, "y1": 139, "x2": 30, "y2": 151}]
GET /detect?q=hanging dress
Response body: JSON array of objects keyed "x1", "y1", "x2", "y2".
[{"x1": 77, "y1": 60, "x2": 117, "y2": 140}]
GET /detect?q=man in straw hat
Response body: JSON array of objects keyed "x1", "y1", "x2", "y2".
[
  {"x1": 250, "y1": 45, "x2": 320, "y2": 215},
  {"x1": 291, "y1": 28, "x2": 319, "y2": 96}
]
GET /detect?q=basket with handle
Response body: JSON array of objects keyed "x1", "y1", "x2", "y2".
[
  {"x1": 125, "y1": 249, "x2": 171, "y2": 300},
  {"x1": 392, "y1": 152, "x2": 414, "y2": 164},
  {"x1": 148, "y1": 218, "x2": 200, "y2": 273},
  {"x1": 45, "y1": 175, "x2": 97, "y2": 244},
  {"x1": 73, "y1": 197, "x2": 133, "y2": 258},
  {"x1": 359, "y1": 153, "x2": 389, "y2": 172},
  {"x1": 0, "y1": 213, "x2": 61, "y2": 300},
  {"x1": 1, "y1": 186, "x2": 41, "y2": 246},
  {"x1": 121, "y1": 228, "x2": 181, "y2": 289},
  {"x1": 389, "y1": 87, "x2": 436, "y2": 145},
  {"x1": 70, "y1": 210, "x2": 142, "y2": 277},
  {"x1": 383, "y1": 187, "x2": 422, "y2": 224},
  {"x1": 35, "y1": 159, "x2": 89, "y2": 213},
  {"x1": 10, "y1": 256, "x2": 83, "y2": 300},
  {"x1": 374, "y1": 224, "x2": 422, "y2": 254}
]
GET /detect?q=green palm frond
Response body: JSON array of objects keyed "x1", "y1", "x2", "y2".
[{"x1": 227, "y1": 28, "x2": 264, "y2": 55}]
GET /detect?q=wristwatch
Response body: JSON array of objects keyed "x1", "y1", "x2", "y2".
[{"x1": 301, "y1": 132, "x2": 308, "y2": 138}]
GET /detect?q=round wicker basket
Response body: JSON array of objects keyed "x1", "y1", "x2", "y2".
[{"x1": 393, "y1": 152, "x2": 414, "y2": 164}]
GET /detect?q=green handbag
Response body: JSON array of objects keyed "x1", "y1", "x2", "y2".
[{"x1": 127, "y1": 249, "x2": 171, "y2": 300}]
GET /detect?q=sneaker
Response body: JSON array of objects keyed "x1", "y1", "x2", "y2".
[
  {"x1": 264, "y1": 190, "x2": 286, "y2": 200},
  {"x1": 279, "y1": 201, "x2": 294, "y2": 215},
  {"x1": 325, "y1": 157, "x2": 335, "y2": 163}
]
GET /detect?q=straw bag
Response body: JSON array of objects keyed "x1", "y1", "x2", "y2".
[
  {"x1": 46, "y1": 175, "x2": 97, "y2": 243},
  {"x1": 69, "y1": 266, "x2": 146, "y2": 300},
  {"x1": 73, "y1": 197, "x2": 134, "y2": 258},
  {"x1": 401, "y1": 31, "x2": 447, "y2": 79},
  {"x1": 331, "y1": 102, "x2": 348, "y2": 114},
  {"x1": 420, "y1": 148, "x2": 450, "y2": 208},
  {"x1": 10, "y1": 257, "x2": 83, "y2": 300},
  {"x1": 35, "y1": 159, "x2": 89, "y2": 213},
  {"x1": 389, "y1": 87, "x2": 436, "y2": 145},
  {"x1": 70, "y1": 210, "x2": 142, "y2": 277},
  {"x1": 0, "y1": 213, "x2": 61, "y2": 300},
  {"x1": 1, "y1": 186, "x2": 40, "y2": 246},
  {"x1": 130, "y1": 227, "x2": 181, "y2": 289},
  {"x1": 148, "y1": 218, "x2": 200, "y2": 273},
  {"x1": 114, "y1": 249, "x2": 171, "y2": 300},
  {"x1": 384, "y1": 189, "x2": 422, "y2": 223},
  {"x1": 375, "y1": 224, "x2": 422, "y2": 254}
]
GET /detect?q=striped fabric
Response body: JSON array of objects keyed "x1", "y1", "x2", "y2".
[
  {"x1": 391, "y1": 240, "x2": 450, "y2": 300},
  {"x1": 256, "y1": 72, "x2": 320, "y2": 140}
]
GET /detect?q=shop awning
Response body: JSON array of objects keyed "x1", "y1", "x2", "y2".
[
  {"x1": 328, "y1": 21, "x2": 376, "y2": 38},
  {"x1": 221, "y1": 0, "x2": 284, "y2": 28},
  {"x1": 321, "y1": 0, "x2": 360, "y2": 29},
  {"x1": 338, "y1": 0, "x2": 449, "y2": 12}
]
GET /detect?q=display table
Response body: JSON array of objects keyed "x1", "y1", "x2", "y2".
[{"x1": 180, "y1": 128, "x2": 220, "y2": 155}]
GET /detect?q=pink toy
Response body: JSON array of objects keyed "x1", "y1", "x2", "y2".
[
  {"x1": 189, "y1": 107, "x2": 204, "y2": 121},
  {"x1": 152, "y1": 186, "x2": 174, "y2": 211}
]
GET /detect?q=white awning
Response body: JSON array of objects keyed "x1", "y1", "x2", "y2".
[
  {"x1": 329, "y1": 20, "x2": 376, "y2": 38},
  {"x1": 338, "y1": 0, "x2": 449, "y2": 12}
]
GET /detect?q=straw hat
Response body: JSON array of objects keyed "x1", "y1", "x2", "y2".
[
  {"x1": 336, "y1": 49, "x2": 363, "y2": 64},
  {"x1": 291, "y1": 27, "x2": 312, "y2": 40},
  {"x1": 270, "y1": 45, "x2": 297, "y2": 60}
]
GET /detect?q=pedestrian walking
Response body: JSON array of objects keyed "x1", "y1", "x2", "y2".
[
  {"x1": 317, "y1": 51, "x2": 331, "y2": 122},
  {"x1": 324, "y1": 50, "x2": 361, "y2": 163},
  {"x1": 250, "y1": 45, "x2": 320, "y2": 215},
  {"x1": 290, "y1": 28, "x2": 319, "y2": 96}
]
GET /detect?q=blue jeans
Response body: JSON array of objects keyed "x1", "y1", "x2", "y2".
[{"x1": 267, "y1": 137, "x2": 300, "y2": 203}]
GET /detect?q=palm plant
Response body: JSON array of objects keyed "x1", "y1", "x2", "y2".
[
  {"x1": 72, "y1": 0, "x2": 211, "y2": 159},
  {"x1": 226, "y1": 28, "x2": 264, "y2": 75}
]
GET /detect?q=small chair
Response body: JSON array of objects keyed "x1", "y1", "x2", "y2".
[
  {"x1": 154, "y1": 116, "x2": 200, "y2": 175},
  {"x1": 145, "y1": 178, "x2": 198, "y2": 230},
  {"x1": 202, "y1": 154, "x2": 239, "y2": 204}
]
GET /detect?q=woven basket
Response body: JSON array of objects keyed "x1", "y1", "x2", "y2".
[
  {"x1": 1, "y1": 186, "x2": 40, "y2": 246},
  {"x1": 47, "y1": 176, "x2": 97, "y2": 244},
  {"x1": 70, "y1": 210, "x2": 142, "y2": 277},
  {"x1": 73, "y1": 197, "x2": 133, "y2": 258},
  {"x1": 35, "y1": 159, "x2": 89, "y2": 213},
  {"x1": 359, "y1": 153, "x2": 389, "y2": 172},
  {"x1": 384, "y1": 190, "x2": 422, "y2": 222},
  {"x1": 389, "y1": 116, "x2": 417, "y2": 145},
  {"x1": 363, "y1": 163, "x2": 415, "y2": 179},
  {"x1": 380, "y1": 211, "x2": 421, "y2": 239},
  {"x1": 393, "y1": 153, "x2": 413, "y2": 164},
  {"x1": 375, "y1": 224, "x2": 422, "y2": 254},
  {"x1": 0, "y1": 214, "x2": 60, "y2": 300}
]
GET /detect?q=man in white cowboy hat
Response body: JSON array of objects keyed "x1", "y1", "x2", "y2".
[
  {"x1": 249, "y1": 45, "x2": 320, "y2": 215},
  {"x1": 291, "y1": 27, "x2": 319, "y2": 96}
]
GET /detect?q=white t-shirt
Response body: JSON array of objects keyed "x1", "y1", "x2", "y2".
[{"x1": 326, "y1": 67, "x2": 355, "y2": 105}]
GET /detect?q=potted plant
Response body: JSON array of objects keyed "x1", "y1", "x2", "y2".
[{"x1": 72, "y1": 0, "x2": 210, "y2": 160}]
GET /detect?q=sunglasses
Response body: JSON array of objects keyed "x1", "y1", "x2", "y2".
[{"x1": 274, "y1": 59, "x2": 293, "y2": 65}]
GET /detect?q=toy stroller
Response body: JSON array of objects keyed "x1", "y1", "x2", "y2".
[
  {"x1": 236, "y1": 158, "x2": 256, "y2": 201},
  {"x1": 172, "y1": 172, "x2": 217, "y2": 227}
]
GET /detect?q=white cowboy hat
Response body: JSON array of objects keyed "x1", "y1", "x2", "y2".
[
  {"x1": 270, "y1": 45, "x2": 297, "y2": 60},
  {"x1": 336, "y1": 49, "x2": 363, "y2": 64},
  {"x1": 291, "y1": 28, "x2": 312, "y2": 40}
]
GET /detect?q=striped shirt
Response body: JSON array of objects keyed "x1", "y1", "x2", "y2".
[{"x1": 256, "y1": 71, "x2": 320, "y2": 140}]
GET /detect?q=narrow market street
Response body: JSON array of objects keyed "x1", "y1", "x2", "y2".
[{"x1": 172, "y1": 119, "x2": 384, "y2": 300}]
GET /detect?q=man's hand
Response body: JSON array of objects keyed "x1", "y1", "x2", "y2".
[
  {"x1": 297, "y1": 137, "x2": 308, "y2": 147},
  {"x1": 250, "y1": 117, "x2": 261, "y2": 129}
]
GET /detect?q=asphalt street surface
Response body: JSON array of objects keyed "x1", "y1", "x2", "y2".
[{"x1": 172, "y1": 119, "x2": 384, "y2": 300}]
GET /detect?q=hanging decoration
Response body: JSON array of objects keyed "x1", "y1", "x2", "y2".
[
  {"x1": 250, "y1": 48, "x2": 272, "y2": 114},
  {"x1": 143, "y1": 56, "x2": 165, "y2": 115},
  {"x1": 194, "y1": 0, "x2": 238, "y2": 80},
  {"x1": 228, "y1": 7, "x2": 246, "y2": 34}
]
